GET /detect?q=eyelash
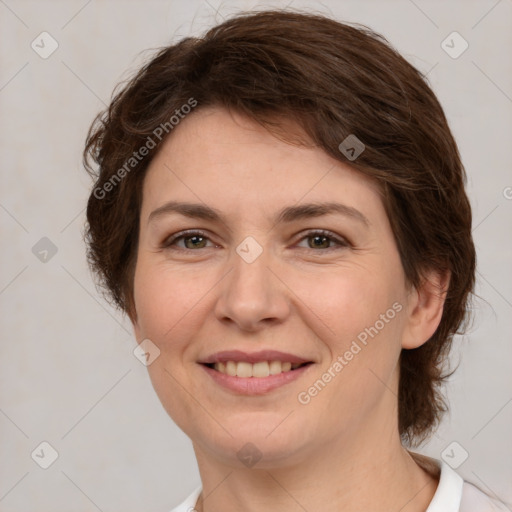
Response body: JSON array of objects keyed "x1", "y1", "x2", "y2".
[{"x1": 161, "y1": 229, "x2": 350, "y2": 252}]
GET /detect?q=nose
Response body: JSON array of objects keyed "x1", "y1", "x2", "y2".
[{"x1": 214, "y1": 245, "x2": 291, "y2": 332}]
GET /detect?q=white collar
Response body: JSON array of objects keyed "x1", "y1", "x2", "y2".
[
  {"x1": 426, "y1": 460, "x2": 464, "y2": 511},
  {"x1": 171, "y1": 458, "x2": 464, "y2": 512}
]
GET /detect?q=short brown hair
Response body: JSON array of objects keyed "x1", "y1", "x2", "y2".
[{"x1": 83, "y1": 10, "x2": 475, "y2": 446}]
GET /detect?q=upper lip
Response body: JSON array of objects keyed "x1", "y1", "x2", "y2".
[{"x1": 198, "y1": 350, "x2": 312, "y2": 365}]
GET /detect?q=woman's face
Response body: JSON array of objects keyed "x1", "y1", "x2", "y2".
[{"x1": 132, "y1": 107, "x2": 420, "y2": 468}]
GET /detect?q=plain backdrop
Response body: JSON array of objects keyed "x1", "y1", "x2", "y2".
[{"x1": 1, "y1": 0, "x2": 511, "y2": 510}]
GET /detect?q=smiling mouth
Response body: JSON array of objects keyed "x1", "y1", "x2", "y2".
[{"x1": 203, "y1": 360, "x2": 312, "y2": 378}]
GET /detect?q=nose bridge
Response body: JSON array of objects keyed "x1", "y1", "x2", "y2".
[{"x1": 214, "y1": 237, "x2": 289, "y2": 330}]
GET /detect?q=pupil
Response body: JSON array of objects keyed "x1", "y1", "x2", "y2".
[
  {"x1": 311, "y1": 235, "x2": 329, "y2": 249},
  {"x1": 186, "y1": 236, "x2": 205, "y2": 249}
]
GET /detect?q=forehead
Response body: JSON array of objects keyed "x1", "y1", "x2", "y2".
[{"x1": 141, "y1": 106, "x2": 385, "y2": 224}]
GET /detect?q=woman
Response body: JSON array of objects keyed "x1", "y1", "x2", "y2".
[{"x1": 83, "y1": 10, "x2": 507, "y2": 512}]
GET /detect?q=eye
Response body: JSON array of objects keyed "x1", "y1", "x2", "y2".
[
  {"x1": 161, "y1": 230, "x2": 216, "y2": 250},
  {"x1": 295, "y1": 230, "x2": 350, "y2": 251},
  {"x1": 161, "y1": 229, "x2": 350, "y2": 252}
]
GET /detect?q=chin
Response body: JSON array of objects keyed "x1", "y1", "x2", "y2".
[{"x1": 191, "y1": 413, "x2": 316, "y2": 470}]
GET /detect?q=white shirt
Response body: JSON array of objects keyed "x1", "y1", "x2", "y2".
[{"x1": 169, "y1": 460, "x2": 509, "y2": 512}]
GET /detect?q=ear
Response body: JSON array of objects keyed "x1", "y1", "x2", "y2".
[{"x1": 401, "y1": 270, "x2": 451, "y2": 350}]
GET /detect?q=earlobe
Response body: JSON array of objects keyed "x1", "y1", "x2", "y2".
[{"x1": 401, "y1": 270, "x2": 451, "y2": 350}]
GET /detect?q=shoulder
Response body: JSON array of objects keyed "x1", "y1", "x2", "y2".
[
  {"x1": 460, "y1": 482, "x2": 510, "y2": 512},
  {"x1": 168, "y1": 486, "x2": 201, "y2": 512},
  {"x1": 410, "y1": 452, "x2": 509, "y2": 512}
]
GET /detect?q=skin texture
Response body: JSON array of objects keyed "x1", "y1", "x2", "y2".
[{"x1": 132, "y1": 107, "x2": 448, "y2": 512}]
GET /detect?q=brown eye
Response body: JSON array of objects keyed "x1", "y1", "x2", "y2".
[
  {"x1": 296, "y1": 230, "x2": 349, "y2": 251},
  {"x1": 308, "y1": 234, "x2": 331, "y2": 249},
  {"x1": 183, "y1": 235, "x2": 208, "y2": 249},
  {"x1": 162, "y1": 230, "x2": 215, "y2": 250}
]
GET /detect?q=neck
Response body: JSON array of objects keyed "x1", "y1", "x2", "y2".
[
  {"x1": 192, "y1": 372, "x2": 439, "y2": 512},
  {"x1": 193, "y1": 430, "x2": 438, "y2": 512}
]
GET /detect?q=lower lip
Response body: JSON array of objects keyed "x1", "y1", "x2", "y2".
[{"x1": 200, "y1": 364, "x2": 312, "y2": 395}]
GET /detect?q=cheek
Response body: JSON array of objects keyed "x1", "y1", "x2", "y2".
[
  {"x1": 291, "y1": 263, "x2": 403, "y2": 345},
  {"x1": 134, "y1": 261, "x2": 190, "y2": 336},
  {"x1": 131, "y1": 260, "x2": 213, "y2": 430},
  {"x1": 132, "y1": 258, "x2": 220, "y2": 354},
  {"x1": 292, "y1": 262, "x2": 405, "y2": 396},
  {"x1": 294, "y1": 269, "x2": 405, "y2": 418}
]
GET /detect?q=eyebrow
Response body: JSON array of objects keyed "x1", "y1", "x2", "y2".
[{"x1": 148, "y1": 200, "x2": 370, "y2": 227}]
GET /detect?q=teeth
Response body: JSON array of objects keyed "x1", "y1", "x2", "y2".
[
  {"x1": 252, "y1": 361, "x2": 269, "y2": 378},
  {"x1": 226, "y1": 361, "x2": 237, "y2": 377},
  {"x1": 269, "y1": 360, "x2": 282, "y2": 375},
  {"x1": 236, "y1": 362, "x2": 252, "y2": 378},
  {"x1": 213, "y1": 360, "x2": 302, "y2": 377}
]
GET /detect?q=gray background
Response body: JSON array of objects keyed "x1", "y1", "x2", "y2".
[{"x1": 1, "y1": 0, "x2": 511, "y2": 510}]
